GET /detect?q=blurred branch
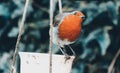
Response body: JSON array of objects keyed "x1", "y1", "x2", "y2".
[
  {"x1": 58, "y1": 0, "x2": 62, "y2": 14},
  {"x1": 108, "y1": 48, "x2": 120, "y2": 73},
  {"x1": 10, "y1": 0, "x2": 29, "y2": 73},
  {"x1": 32, "y1": 3, "x2": 49, "y2": 13},
  {"x1": 49, "y1": 0, "x2": 54, "y2": 73}
]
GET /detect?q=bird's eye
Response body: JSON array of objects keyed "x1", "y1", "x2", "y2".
[
  {"x1": 73, "y1": 12, "x2": 77, "y2": 15},
  {"x1": 73, "y1": 11, "x2": 82, "y2": 16}
]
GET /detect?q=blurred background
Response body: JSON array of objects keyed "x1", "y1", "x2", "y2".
[{"x1": 0, "y1": 0, "x2": 120, "y2": 73}]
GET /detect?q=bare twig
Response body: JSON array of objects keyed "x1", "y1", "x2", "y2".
[
  {"x1": 10, "y1": 0, "x2": 29, "y2": 73},
  {"x1": 49, "y1": 0, "x2": 54, "y2": 73},
  {"x1": 108, "y1": 48, "x2": 120, "y2": 73},
  {"x1": 58, "y1": 0, "x2": 62, "y2": 14}
]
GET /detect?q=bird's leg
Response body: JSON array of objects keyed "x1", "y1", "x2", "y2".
[
  {"x1": 58, "y1": 46, "x2": 70, "y2": 61},
  {"x1": 68, "y1": 45, "x2": 76, "y2": 57},
  {"x1": 62, "y1": 48, "x2": 71, "y2": 60}
]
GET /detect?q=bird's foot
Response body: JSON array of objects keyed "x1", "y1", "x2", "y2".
[{"x1": 64, "y1": 54, "x2": 71, "y2": 63}]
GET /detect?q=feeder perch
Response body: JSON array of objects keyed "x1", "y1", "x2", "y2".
[{"x1": 19, "y1": 52, "x2": 75, "y2": 73}]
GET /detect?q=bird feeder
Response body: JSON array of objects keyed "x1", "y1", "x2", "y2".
[{"x1": 19, "y1": 52, "x2": 75, "y2": 73}]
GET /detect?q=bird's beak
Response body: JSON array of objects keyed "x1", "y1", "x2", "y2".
[{"x1": 81, "y1": 16, "x2": 85, "y2": 20}]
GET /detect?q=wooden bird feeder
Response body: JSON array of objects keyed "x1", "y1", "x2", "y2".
[{"x1": 19, "y1": 52, "x2": 75, "y2": 73}]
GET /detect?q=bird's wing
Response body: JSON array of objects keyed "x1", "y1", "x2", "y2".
[{"x1": 53, "y1": 13, "x2": 70, "y2": 27}]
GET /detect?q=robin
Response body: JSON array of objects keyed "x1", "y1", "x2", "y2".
[{"x1": 52, "y1": 11, "x2": 85, "y2": 60}]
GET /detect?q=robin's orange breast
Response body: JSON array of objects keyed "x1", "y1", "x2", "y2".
[{"x1": 58, "y1": 15, "x2": 82, "y2": 42}]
